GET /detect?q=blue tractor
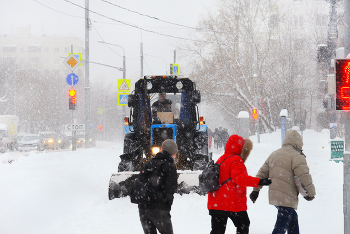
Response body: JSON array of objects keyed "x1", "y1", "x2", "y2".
[{"x1": 108, "y1": 75, "x2": 211, "y2": 199}]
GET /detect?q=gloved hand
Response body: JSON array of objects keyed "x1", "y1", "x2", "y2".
[
  {"x1": 250, "y1": 191, "x2": 259, "y2": 203},
  {"x1": 304, "y1": 196, "x2": 315, "y2": 201},
  {"x1": 259, "y1": 178, "x2": 272, "y2": 186}
]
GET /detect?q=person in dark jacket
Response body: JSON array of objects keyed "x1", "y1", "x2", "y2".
[
  {"x1": 207, "y1": 135, "x2": 272, "y2": 234},
  {"x1": 138, "y1": 139, "x2": 178, "y2": 234}
]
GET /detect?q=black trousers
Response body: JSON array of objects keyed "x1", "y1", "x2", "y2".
[
  {"x1": 209, "y1": 209, "x2": 250, "y2": 234},
  {"x1": 139, "y1": 207, "x2": 174, "y2": 234}
]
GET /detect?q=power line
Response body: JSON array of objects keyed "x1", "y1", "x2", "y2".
[
  {"x1": 33, "y1": 0, "x2": 84, "y2": 18},
  {"x1": 100, "y1": 0, "x2": 203, "y2": 31},
  {"x1": 34, "y1": 0, "x2": 190, "y2": 30},
  {"x1": 63, "y1": 0, "x2": 211, "y2": 44}
]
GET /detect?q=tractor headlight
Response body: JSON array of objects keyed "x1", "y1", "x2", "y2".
[
  {"x1": 152, "y1": 147, "x2": 160, "y2": 155},
  {"x1": 176, "y1": 81, "x2": 183, "y2": 89}
]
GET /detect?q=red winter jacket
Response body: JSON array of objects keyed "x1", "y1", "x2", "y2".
[{"x1": 207, "y1": 135, "x2": 260, "y2": 212}]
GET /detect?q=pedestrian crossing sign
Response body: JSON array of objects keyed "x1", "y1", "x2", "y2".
[
  {"x1": 118, "y1": 93, "x2": 129, "y2": 106},
  {"x1": 118, "y1": 79, "x2": 131, "y2": 93},
  {"x1": 170, "y1": 64, "x2": 179, "y2": 75}
]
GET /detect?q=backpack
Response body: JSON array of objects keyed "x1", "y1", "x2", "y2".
[
  {"x1": 198, "y1": 156, "x2": 232, "y2": 193},
  {"x1": 130, "y1": 160, "x2": 166, "y2": 205}
]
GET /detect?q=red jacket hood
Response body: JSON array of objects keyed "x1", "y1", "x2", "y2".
[{"x1": 224, "y1": 135, "x2": 244, "y2": 156}]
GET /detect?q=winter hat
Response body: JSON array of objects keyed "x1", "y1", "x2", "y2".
[
  {"x1": 162, "y1": 139, "x2": 178, "y2": 155},
  {"x1": 241, "y1": 138, "x2": 253, "y2": 163}
]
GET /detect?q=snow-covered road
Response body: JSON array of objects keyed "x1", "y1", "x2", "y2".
[{"x1": 0, "y1": 129, "x2": 343, "y2": 233}]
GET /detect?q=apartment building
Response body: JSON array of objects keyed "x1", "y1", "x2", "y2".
[{"x1": 0, "y1": 26, "x2": 84, "y2": 75}]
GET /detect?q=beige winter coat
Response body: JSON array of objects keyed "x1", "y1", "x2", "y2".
[{"x1": 253, "y1": 130, "x2": 316, "y2": 210}]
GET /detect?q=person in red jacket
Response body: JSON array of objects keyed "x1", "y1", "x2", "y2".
[{"x1": 207, "y1": 135, "x2": 272, "y2": 234}]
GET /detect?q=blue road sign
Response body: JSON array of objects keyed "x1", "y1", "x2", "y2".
[
  {"x1": 174, "y1": 66, "x2": 178, "y2": 74},
  {"x1": 118, "y1": 93, "x2": 129, "y2": 106},
  {"x1": 66, "y1": 73, "x2": 79, "y2": 86}
]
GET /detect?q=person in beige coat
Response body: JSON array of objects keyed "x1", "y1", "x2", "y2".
[{"x1": 249, "y1": 130, "x2": 315, "y2": 234}]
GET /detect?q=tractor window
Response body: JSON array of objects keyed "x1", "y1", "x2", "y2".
[
  {"x1": 179, "y1": 93, "x2": 192, "y2": 122},
  {"x1": 150, "y1": 93, "x2": 192, "y2": 123},
  {"x1": 150, "y1": 93, "x2": 181, "y2": 123},
  {"x1": 139, "y1": 94, "x2": 152, "y2": 124}
]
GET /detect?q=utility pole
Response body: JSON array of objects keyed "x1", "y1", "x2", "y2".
[
  {"x1": 254, "y1": 52, "x2": 260, "y2": 143},
  {"x1": 344, "y1": 1, "x2": 350, "y2": 234},
  {"x1": 85, "y1": 0, "x2": 91, "y2": 148},
  {"x1": 140, "y1": 42, "x2": 143, "y2": 77},
  {"x1": 328, "y1": 0, "x2": 340, "y2": 140}
]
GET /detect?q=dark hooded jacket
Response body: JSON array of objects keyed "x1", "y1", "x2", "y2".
[
  {"x1": 253, "y1": 130, "x2": 316, "y2": 209},
  {"x1": 207, "y1": 135, "x2": 260, "y2": 212},
  {"x1": 139, "y1": 150, "x2": 177, "y2": 211}
]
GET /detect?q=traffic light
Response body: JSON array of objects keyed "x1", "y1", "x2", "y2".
[
  {"x1": 98, "y1": 125, "x2": 102, "y2": 131},
  {"x1": 69, "y1": 89, "x2": 76, "y2": 110},
  {"x1": 336, "y1": 59, "x2": 350, "y2": 110},
  {"x1": 252, "y1": 109, "x2": 258, "y2": 119}
]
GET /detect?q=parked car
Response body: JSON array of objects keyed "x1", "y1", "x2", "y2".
[
  {"x1": 76, "y1": 133, "x2": 96, "y2": 148},
  {"x1": 15, "y1": 133, "x2": 26, "y2": 151},
  {"x1": 38, "y1": 132, "x2": 58, "y2": 150},
  {"x1": 18, "y1": 134, "x2": 40, "y2": 151},
  {"x1": 0, "y1": 136, "x2": 7, "y2": 153},
  {"x1": 57, "y1": 134, "x2": 69, "y2": 149}
]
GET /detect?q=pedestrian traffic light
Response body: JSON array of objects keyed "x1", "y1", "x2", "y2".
[
  {"x1": 69, "y1": 89, "x2": 76, "y2": 110},
  {"x1": 252, "y1": 109, "x2": 258, "y2": 119},
  {"x1": 336, "y1": 59, "x2": 350, "y2": 110}
]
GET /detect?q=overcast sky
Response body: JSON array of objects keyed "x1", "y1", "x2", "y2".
[{"x1": 0, "y1": 0, "x2": 216, "y2": 87}]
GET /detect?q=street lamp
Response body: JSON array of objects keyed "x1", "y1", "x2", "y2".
[
  {"x1": 14, "y1": 51, "x2": 24, "y2": 116},
  {"x1": 145, "y1": 54, "x2": 168, "y2": 75},
  {"x1": 98, "y1": 41, "x2": 127, "y2": 138},
  {"x1": 98, "y1": 41, "x2": 125, "y2": 79}
]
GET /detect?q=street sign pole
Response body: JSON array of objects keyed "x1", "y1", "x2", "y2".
[
  {"x1": 85, "y1": 0, "x2": 91, "y2": 149},
  {"x1": 71, "y1": 45, "x2": 76, "y2": 151}
]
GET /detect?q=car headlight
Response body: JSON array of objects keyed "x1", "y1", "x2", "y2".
[
  {"x1": 58, "y1": 140, "x2": 61, "y2": 143},
  {"x1": 152, "y1": 147, "x2": 160, "y2": 155},
  {"x1": 48, "y1": 139, "x2": 54, "y2": 143}
]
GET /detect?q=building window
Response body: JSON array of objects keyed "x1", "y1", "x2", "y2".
[
  {"x1": 44, "y1": 59, "x2": 49, "y2": 65},
  {"x1": 28, "y1": 46, "x2": 41, "y2": 52},
  {"x1": 20, "y1": 47, "x2": 24, "y2": 53},
  {"x1": 54, "y1": 58, "x2": 59, "y2": 64},
  {"x1": 33, "y1": 58, "x2": 40, "y2": 64},
  {"x1": 3, "y1": 46, "x2": 16, "y2": 53},
  {"x1": 65, "y1": 47, "x2": 70, "y2": 53},
  {"x1": 3, "y1": 57, "x2": 15, "y2": 63},
  {"x1": 44, "y1": 47, "x2": 49, "y2": 53},
  {"x1": 54, "y1": 47, "x2": 59, "y2": 53}
]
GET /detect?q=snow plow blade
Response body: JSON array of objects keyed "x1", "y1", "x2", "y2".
[
  {"x1": 108, "y1": 172, "x2": 138, "y2": 200},
  {"x1": 108, "y1": 170, "x2": 205, "y2": 200}
]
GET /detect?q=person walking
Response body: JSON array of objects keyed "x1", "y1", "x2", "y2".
[
  {"x1": 207, "y1": 135, "x2": 272, "y2": 234},
  {"x1": 249, "y1": 129, "x2": 316, "y2": 234},
  {"x1": 138, "y1": 139, "x2": 178, "y2": 234}
]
